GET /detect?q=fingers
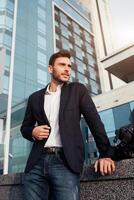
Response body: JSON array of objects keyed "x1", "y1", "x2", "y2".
[
  {"x1": 100, "y1": 161, "x2": 105, "y2": 176},
  {"x1": 39, "y1": 126, "x2": 50, "y2": 139},
  {"x1": 111, "y1": 160, "x2": 116, "y2": 172},
  {"x1": 107, "y1": 162, "x2": 112, "y2": 174},
  {"x1": 102, "y1": 160, "x2": 112, "y2": 175},
  {"x1": 94, "y1": 160, "x2": 98, "y2": 172},
  {"x1": 32, "y1": 125, "x2": 51, "y2": 140},
  {"x1": 94, "y1": 158, "x2": 116, "y2": 176},
  {"x1": 37, "y1": 132, "x2": 49, "y2": 140},
  {"x1": 41, "y1": 125, "x2": 50, "y2": 130},
  {"x1": 40, "y1": 128, "x2": 50, "y2": 133}
]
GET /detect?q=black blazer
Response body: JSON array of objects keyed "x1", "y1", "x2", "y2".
[{"x1": 21, "y1": 82, "x2": 112, "y2": 174}]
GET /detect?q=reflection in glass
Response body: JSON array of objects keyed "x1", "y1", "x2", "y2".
[
  {"x1": 60, "y1": 24, "x2": 69, "y2": 39},
  {"x1": 130, "y1": 101, "x2": 134, "y2": 111},
  {"x1": 113, "y1": 103, "x2": 131, "y2": 129},
  {"x1": 99, "y1": 109, "x2": 115, "y2": 133}
]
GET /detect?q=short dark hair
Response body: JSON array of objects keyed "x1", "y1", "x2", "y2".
[{"x1": 49, "y1": 49, "x2": 71, "y2": 66}]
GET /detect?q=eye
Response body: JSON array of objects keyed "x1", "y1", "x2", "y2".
[{"x1": 59, "y1": 63, "x2": 65, "y2": 67}]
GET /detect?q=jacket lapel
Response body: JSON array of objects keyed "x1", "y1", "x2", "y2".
[
  {"x1": 39, "y1": 84, "x2": 50, "y2": 126},
  {"x1": 39, "y1": 82, "x2": 70, "y2": 125},
  {"x1": 59, "y1": 83, "x2": 70, "y2": 118}
]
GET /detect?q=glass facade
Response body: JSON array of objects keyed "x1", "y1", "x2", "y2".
[
  {"x1": 0, "y1": 0, "x2": 53, "y2": 173},
  {"x1": 0, "y1": 0, "x2": 15, "y2": 173},
  {"x1": 1, "y1": 0, "x2": 131, "y2": 174},
  {"x1": 9, "y1": 0, "x2": 54, "y2": 173},
  {"x1": 0, "y1": 0, "x2": 102, "y2": 174},
  {"x1": 82, "y1": 101, "x2": 134, "y2": 164},
  {"x1": 54, "y1": 5, "x2": 101, "y2": 96},
  {"x1": 0, "y1": 0, "x2": 14, "y2": 108},
  {"x1": 12, "y1": 0, "x2": 52, "y2": 105}
]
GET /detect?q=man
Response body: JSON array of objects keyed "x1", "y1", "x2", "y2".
[{"x1": 21, "y1": 50, "x2": 115, "y2": 200}]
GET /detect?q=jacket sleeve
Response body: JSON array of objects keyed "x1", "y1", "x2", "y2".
[
  {"x1": 20, "y1": 96, "x2": 36, "y2": 142},
  {"x1": 79, "y1": 84, "x2": 113, "y2": 158}
]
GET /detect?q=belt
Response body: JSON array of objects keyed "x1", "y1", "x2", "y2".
[{"x1": 44, "y1": 147, "x2": 63, "y2": 154}]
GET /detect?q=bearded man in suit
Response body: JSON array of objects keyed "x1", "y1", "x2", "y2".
[{"x1": 21, "y1": 49, "x2": 115, "y2": 200}]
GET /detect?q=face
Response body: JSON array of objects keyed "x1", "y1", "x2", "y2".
[{"x1": 48, "y1": 57, "x2": 71, "y2": 84}]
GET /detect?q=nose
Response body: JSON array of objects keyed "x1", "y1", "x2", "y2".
[{"x1": 65, "y1": 65, "x2": 70, "y2": 72}]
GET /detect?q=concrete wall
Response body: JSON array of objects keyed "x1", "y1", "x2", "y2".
[
  {"x1": 93, "y1": 81, "x2": 134, "y2": 112},
  {"x1": 0, "y1": 159, "x2": 134, "y2": 200}
]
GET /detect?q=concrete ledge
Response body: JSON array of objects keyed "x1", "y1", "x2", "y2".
[
  {"x1": 0, "y1": 173, "x2": 24, "y2": 200},
  {"x1": 80, "y1": 159, "x2": 134, "y2": 200},
  {"x1": 0, "y1": 159, "x2": 134, "y2": 200}
]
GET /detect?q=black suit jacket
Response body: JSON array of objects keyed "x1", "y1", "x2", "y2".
[{"x1": 21, "y1": 82, "x2": 112, "y2": 174}]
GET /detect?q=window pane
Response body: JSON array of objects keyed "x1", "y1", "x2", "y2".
[
  {"x1": 130, "y1": 102, "x2": 134, "y2": 123},
  {"x1": 0, "y1": 15, "x2": 5, "y2": 26},
  {"x1": 0, "y1": 0, "x2": 6, "y2": 7},
  {"x1": 37, "y1": 51, "x2": 47, "y2": 65},
  {"x1": 76, "y1": 58, "x2": 84, "y2": 74},
  {"x1": 113, "y1": 104, "x2": 131, "y2": 129},
  {"x1": 89, "y1": 66, "x2": 97, "y2": 80},
  {"x1": 4, "y1": 33, "x2": 12, "y2": 47},
  {"x1": 75, "y1": 46, "x2": 83, "y2": 60},
  {"x1": 74, "y1": 34, "x2": 81, "y2": 47},
  {"x1": 5, "y1": 15, "x2": 13, "y2": 29},
  {"x1": 2, "y1": 75, "x2": 9, "y2": 91},
  {"x1": 60, "y1": 24, "x2": 69, "y2": 39},
  {"x1": 0, "y1": 32, "x2": 3, "y2": 43},
  {"x1": 38, "y1": 20, "x2": 46, "y2": 34},
  {"x1": 7, "y1": 0, "x2": 14, "y2": 11},
  {"x1": 85, "y1": 42, "x2": 93, "y2": 55},
  {"x1": 71, "y1": 70, "x2": 75, "y2": 78},
  {"x1": 5, "y1": 53, "x2": 11, "y2": 67},
  {"x1": 61, "y1": 36, "x2": 69, "y2": 49},
  {"x1": 99, "y1": 109, "x2": 115, "y2": 133},
  {"x1": 37, "y1": 69, "x2": 47, "y2": 84},
  {"x1": 87, "y1": 53, "x2": 96, "y2": 67},
  {"x1": 38, "y1": 35, "x2": 46, "y2": 50},
  {"x1": 78, "y1": 72, "x2": 84, "y2": 84},
  {"x1": 130, "y1": 101, "x2": 134, "y2": 111},
  {"x1": 60, "y1": 12, "x2": 68, "y2": 26},
  {"x1": 38, "y1": 0, "x2": 46, "y2": 8},
  {"x1": 38, "y1": 7, "x2": 46, "y2": 20},
  {"x1": 84, "y1": 30, "x2": 91, "y2": 43},
  {"x1": 72, "y1": 21, "x2": 80, "y2": 35}
]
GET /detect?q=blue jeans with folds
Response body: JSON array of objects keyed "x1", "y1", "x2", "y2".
[{"x1": 23, "y1": 152, "x2": 80, "y2": 200}]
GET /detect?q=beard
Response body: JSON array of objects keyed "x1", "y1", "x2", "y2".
[{"x1": 52, "y1": 69, "x2": 70, "y2": 84}]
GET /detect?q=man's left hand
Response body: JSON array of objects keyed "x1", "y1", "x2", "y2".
[{"x1": 94, "y1": 158, "x2": 116, "y2": 176}]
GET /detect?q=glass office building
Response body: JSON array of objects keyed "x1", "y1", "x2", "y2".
[
  {"x1": 2, "y1": 0, "x2": 133, "y2": 173},
  {"x1": 0, "y1": 0, "x2": 102, "y2": 173}
]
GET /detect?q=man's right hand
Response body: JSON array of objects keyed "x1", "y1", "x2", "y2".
[{"x1": 32, "y1": 125, "x2": 50, "y2": 140}]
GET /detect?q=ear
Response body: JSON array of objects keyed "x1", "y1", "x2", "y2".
[{"x1": 48, "y1": 65, "x2": 53, "y2": 74}]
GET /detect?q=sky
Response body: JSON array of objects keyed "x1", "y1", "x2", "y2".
[{"x1": 109, "y1": 0, "x2": 134, "y2": 48}]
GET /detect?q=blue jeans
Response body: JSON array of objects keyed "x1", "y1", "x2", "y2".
[{"x1": 23, "y1": 152, "x2": 80, "y2": 200}]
